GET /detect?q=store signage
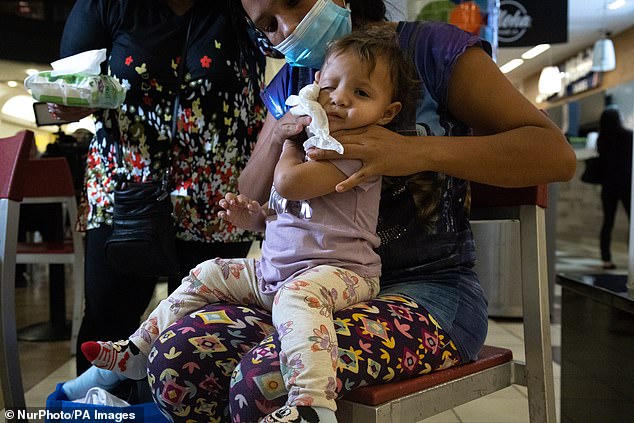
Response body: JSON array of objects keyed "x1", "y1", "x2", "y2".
[
  {"x1": 567, "y1": 72, "x2": 602, "y2": 96},
  {"x1": 547, "y1": 47, "x2": 602, "y2": 102},
  {"x1": 498, "y1": 0, "x2": 567, "y2": 47}
]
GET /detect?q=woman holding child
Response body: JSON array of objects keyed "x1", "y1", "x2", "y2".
[{"x1": 67, "y1": 0, "x2": 575, "y2": 422}]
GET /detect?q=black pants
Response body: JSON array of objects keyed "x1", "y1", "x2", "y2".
[
  {"x1": 76, "y1": 226, "x2": 252, "y2": 374},
  {"x1": 600, "y1": 186, "x2": 631, "y2": 262}
]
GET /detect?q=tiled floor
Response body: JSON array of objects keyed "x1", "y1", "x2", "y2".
[{"x1": 14, "y1": 238, "x2": 630, "y2": 422}]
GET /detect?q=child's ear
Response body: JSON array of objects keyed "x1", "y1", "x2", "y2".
[
  {"x1": 377, "y1": 102, "x2": 402, "y2": 125},
  {"x1": 314, "y1": 71, "x2": 321, "y2": 84}
]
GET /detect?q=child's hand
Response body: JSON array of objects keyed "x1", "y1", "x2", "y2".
[{"x1": 218, "y1": 193, "x2": 268, "y2": 232}]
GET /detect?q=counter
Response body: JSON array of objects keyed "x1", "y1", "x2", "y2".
[{"x1": 556, "y1": 273, "x2": 634, "y2": 423}]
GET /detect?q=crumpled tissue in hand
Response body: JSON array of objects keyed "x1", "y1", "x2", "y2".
[
  {"x1": 285, "y1": 82, "x2": 344, "y2": 154},
  {"x1": 24, "y1": 48, "x2": 127, "y2": 109}
]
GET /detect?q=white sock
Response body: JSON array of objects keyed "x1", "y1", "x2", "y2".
[{"x1": 81, "y1": 340, "x2": 148, "y2": 380}]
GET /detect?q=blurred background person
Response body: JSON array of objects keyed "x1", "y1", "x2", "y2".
[{"x1": 597, "y1": 106, "x2": 633, "y2": 269}]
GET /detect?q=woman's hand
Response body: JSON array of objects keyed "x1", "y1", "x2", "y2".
[
  {"x1": 47, "y1": 103, "x2": 98, "y2": 122},
  {"x1": 271, "y1": 111, "x2": 311, "y2": 146},
  {"x1": 306, "y1": 125, "x2": 422, "y2": 192},
  {"x1": 218, "y1": 193, "x2": 269, "y2": 233}
]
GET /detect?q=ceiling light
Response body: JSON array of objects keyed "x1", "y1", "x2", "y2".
[
  {"x1": 521, "y1": 44, "x2": 551, "y2": 60},
  {"x1": 592, "y1": 0, "x2": 617, "y2": 72},
  {"x1": 538, "y1": 66, "x2": 562, "y2": 95},
  {"x1": 7, "y1": 81, "x2": 18, "y2": 88},
  {"x1": 499, "y1": 59, "x2": 524, "y2": 74},
  {"x1": 1, "y1": 94, "x2": 36, "y2": 122},
  {"x1": 607, "y1": 0, "x2": 625, "y2": 9},
  {"x1": 591, "y1": 36, "x2": 616, "y2": 71}
]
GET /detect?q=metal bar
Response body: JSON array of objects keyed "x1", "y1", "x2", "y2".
[
  {"x1": 519, "y1": 205, "x2": 557, "y2": 423},
  {"x1": 0, "y1": 200, "x2": 26, "y2": 409}
]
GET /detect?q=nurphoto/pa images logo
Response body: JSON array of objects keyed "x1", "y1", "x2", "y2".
[{"x1": 498, "y1": 0, "x2": 533, "y2": 43}]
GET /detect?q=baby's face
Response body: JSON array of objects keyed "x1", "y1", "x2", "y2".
[{"x1": 316, "y1": 52, "x2": 397, "y2": 133}]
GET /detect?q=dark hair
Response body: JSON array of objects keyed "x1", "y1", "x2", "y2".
[
  {"x1": 323, "y1": 25, "x2": 420, "y2": 130},
  {"x1": 348, "y1": 0, "x2": 388, "y2": 27},
  {"x1": 236, "y1": 0, "x2": 389, "y2": 57},
  {"x1": 599, "y1": 107, "x2": 625, "y2": 136}
]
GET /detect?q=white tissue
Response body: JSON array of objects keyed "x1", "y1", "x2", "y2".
[
  {"x1": 50, "y1": 48, "x2": 107, "y2": 76},
  {"x1": 286, "y1": 82, "x2": 344, "y2": 154},
  {"x1": 73, "y1": 387, "x2": 131, "y2": 407}
]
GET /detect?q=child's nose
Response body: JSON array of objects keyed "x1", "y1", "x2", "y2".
[{"x1": 331, "y1": 89, "x2": 349, "y2": 107}]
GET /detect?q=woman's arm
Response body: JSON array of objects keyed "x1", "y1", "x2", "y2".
[
  {"x1": 49, "y1": 0, "x2": 113, "y2": 121},
  {"x1": 47, "y1": 104, "x2": 98, "y2": 122},
  {"x1": 274, "y1": 140, "x2": 347, "y2": 201},
  {"x1": 238, "y1": 111, "x2": 312, "y2": 203},
  {"x1": 308, "y1": 47, "x2": 576, "y2": 191}
]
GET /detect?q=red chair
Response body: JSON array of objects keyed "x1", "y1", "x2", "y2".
[
  {"x1": 0, "y1": 130, "x2": 86, "y2": 409},
  {"x1": 337, "y1": 184, "x2": 556, "y2": 423},
  {"x1": 0, "y1": 130, "x2": 33, "y2": 409}
]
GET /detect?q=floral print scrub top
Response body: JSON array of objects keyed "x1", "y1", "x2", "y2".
[{"x1": 60, "y1": 0, "x2": 266, "y2": 243}]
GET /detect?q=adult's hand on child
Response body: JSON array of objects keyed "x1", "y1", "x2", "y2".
[
  {"x1": 306, "y1": 125, "x2": 423, "y2": 192},
  {"x1": 218, "y1": 193, "x2": 269, "y2": 232},
  {"x1": 47, "y1": 103, "x2": 98, "y2": 121}
]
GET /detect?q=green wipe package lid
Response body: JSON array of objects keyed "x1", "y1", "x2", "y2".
[{"x1": 24, "y1": 48, "x2": 128, "y2": 109}]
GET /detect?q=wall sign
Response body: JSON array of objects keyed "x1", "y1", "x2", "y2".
[
  {"x1": 498, "y1": 0, "x2": 567, "y2": 47},
  {"x1": 546, "y1": 47, "x2": 603, "y2": 102},
  {"x1": 411, "y1": 0, "x2": 499, "y2": 51}
]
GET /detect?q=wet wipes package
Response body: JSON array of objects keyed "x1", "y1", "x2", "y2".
[{"x1": 24, "y1": 49, "x2": 127, "y2": 109}]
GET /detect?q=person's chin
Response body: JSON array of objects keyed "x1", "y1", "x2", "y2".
[{"x1": 327, "y1": 119, "x2": 343, "y2": 133}]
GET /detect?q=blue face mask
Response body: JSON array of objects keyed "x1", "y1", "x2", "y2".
[{"x1": 274, "y1": 0, "x2": 352, "y2": 68}]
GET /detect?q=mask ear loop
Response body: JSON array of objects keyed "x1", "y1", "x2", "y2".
[{"x1": 242, "y1": 12, "x2": 285, "y2": 59}]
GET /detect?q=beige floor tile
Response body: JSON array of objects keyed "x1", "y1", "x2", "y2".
[
  {"x1": 418, "y1": 409, "x2": 461, "y2": 422},
  {"x1": 25, "y1": 359, "x2": 75, "y2": 408},
  {"x1": 452, "y1": 388, "x2": 529, "y2": 423},
  {"x1": 550, "y1": 325, "x2": 562, "y2": 348},
  {"x1": 494, "y1": 321, "x2": 525, "y2": 340}
]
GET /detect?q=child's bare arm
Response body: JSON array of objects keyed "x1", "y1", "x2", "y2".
[{"x1": 273, "y1": 140, "x2": 347, "y2": 201}]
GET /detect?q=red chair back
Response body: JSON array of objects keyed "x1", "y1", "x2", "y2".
[
  {"x1": 471, "y1": 182, "x2": 547, "y2": 209},
  {"x1": 0, "y1": 131, "x2": 33, "y2": 201},
  {"x1": 22, "y1": 158, "x2": 76, "y2": 198}
]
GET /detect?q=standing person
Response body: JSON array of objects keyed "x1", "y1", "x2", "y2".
[
  {"x1": 597, "y1": 107, "x2": 633, "y2": 269},
  {"x1": 49, "y1": 0, "x2": 266, "y2": 374},
  {"x1": 146, "y1": 1, "x2": 577, "y2": 422},
  {"x1": 71, "y1": 28, "x2": 419, "y2": 423}
]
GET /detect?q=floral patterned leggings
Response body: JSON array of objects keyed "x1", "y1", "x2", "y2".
[{"x1": 147, "y1": 294, "x2": 462, "y2": 423}]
